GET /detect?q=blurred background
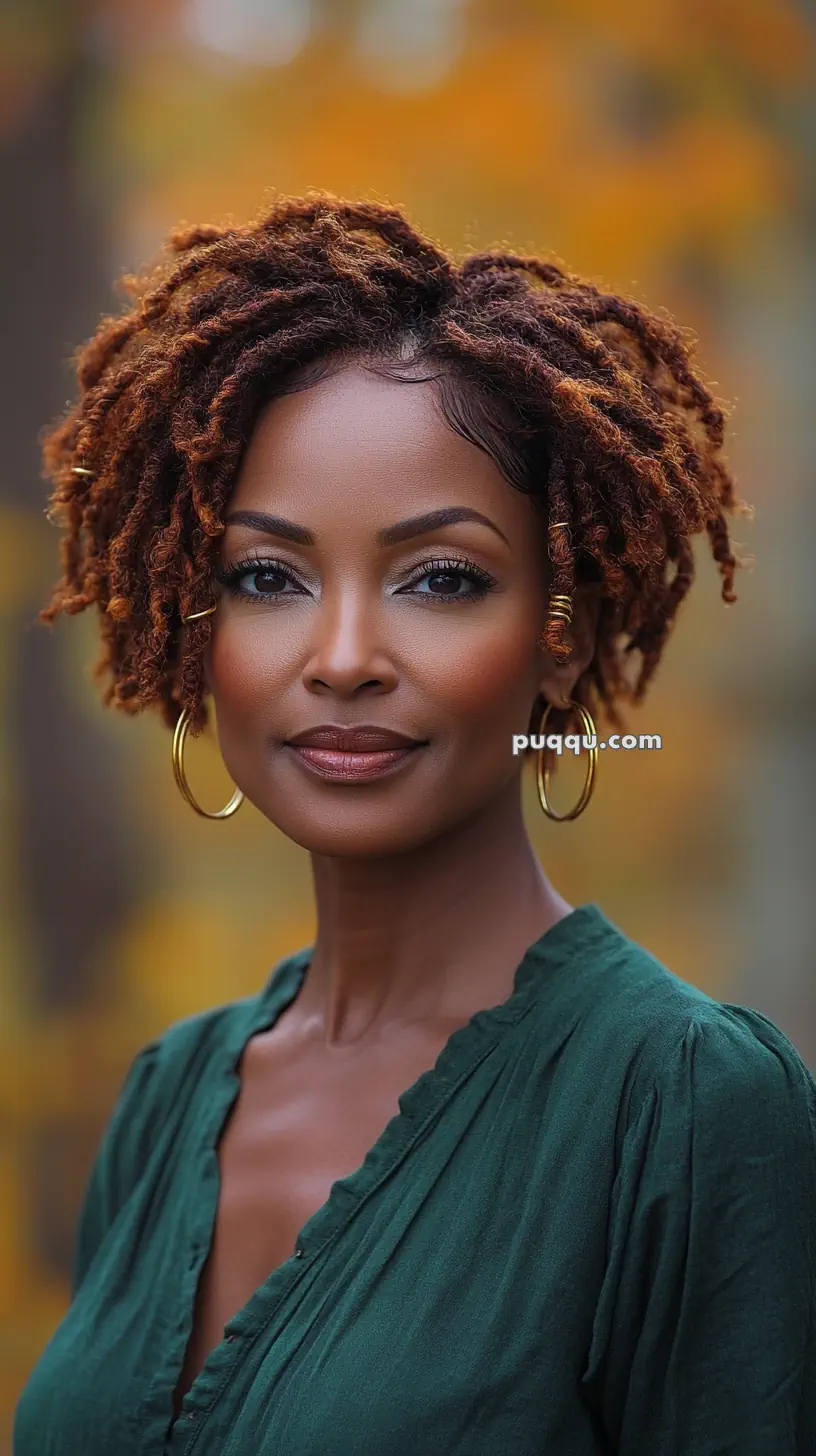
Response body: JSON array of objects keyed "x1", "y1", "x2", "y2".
[{"x1": 2, "y1": 0, "x2": 815, "y2": 1442}]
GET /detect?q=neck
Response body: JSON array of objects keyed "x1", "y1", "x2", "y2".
[{"x1": 298, "y1": 778, "x2": 573, "y2": 1045}]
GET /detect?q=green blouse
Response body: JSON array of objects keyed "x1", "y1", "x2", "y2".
[{"x1": 13, "y1": 903, "x2": 816, "y2": 1454}]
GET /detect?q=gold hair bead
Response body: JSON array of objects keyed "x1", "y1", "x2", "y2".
[{"x1": 70, "y1": 467, "x2": 94, "y2": 477}]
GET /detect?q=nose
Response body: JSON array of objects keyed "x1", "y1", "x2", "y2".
[{"x1": 301, "y1": 587, "x2": 398, "y2": 699}]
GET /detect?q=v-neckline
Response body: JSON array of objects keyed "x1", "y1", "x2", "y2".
[{"x1": 165, "y1": 902, "x2": 611, "y2": 1441}]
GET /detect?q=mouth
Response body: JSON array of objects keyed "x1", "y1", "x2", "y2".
[{"x1": 283, "y1": 725, "x2": 428, "y2": 783}]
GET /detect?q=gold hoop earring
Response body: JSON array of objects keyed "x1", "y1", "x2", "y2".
[
  {"x1": 172, "y1": 705, "x2": 244, "y2": 819},
  {"x1": 535, "y1": 700, "x2": 597, "y2": 821}
]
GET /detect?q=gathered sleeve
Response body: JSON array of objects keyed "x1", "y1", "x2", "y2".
[
  {"x1": 71, "y1": 1040, "x2": 161, "y2": 1300},
  {"x1": 583, "y1": 1006, "x2": 816, "y2": 1454}
]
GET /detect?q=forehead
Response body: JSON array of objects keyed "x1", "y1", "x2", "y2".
[{"x1": 227, "y1": 363, "x2": 535, "y2": 536}]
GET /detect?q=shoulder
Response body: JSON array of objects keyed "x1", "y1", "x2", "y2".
[
  {"x1": 620, "y1": 945, "x2": 814, "y2": 1176},
  {"x1": 582, "y1": 913, "x2": 816, "y2": 1161},
  {"x1": 636, "y1": 998, "x2": 816, "y2": 1162},
  {"x1": 80, "y1": 990, "x2": 266, "y2": 1199},
  {"x1": 92, "y1": 996, "x2": 254, "y2": 1174},
  {"x1": 143, "y1": 994, "x2": 254, "y2": 1075},
  {"x1": 121, "y1": 989, "x2": 263, "y2": 1123}
]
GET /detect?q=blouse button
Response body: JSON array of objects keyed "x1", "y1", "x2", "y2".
[{"x1": 294, "y1": 1245, "x2": 304, "y2": 1258}]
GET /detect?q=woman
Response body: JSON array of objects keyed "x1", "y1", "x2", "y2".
[{"x1": 14, "y1": 195, "x2": 816, "y2": 1455}]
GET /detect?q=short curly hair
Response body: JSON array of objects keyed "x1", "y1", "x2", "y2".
[{"x1": 37, "y1": 191, "x2": 752, "y2": 739}]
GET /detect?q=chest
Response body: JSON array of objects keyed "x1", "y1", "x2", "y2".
[
  {"x1": 172, "y1": 1030, "x2": 457, "y2": 1416},
  {"x1": 14, "y1": 1005, "x2": 626, "y2": 1456}
]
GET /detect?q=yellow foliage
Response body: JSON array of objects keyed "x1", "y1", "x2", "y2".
[
  {"x1": 109, "y1": 894, "x2": 314, "y2": 1034},
  {"x1": 116, "y1": 11, "x2": 808, "y2": 284}
]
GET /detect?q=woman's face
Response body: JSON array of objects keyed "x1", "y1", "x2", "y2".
[{"x1": 205, "y1": 362, "x2": 555, "y2": 858}]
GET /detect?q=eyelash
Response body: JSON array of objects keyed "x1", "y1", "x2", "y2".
[{"x1": 213, "y1": 554, "x2": 497, "y2": 604}]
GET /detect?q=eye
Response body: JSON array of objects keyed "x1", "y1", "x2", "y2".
[
  {"x1": 214, "y1": 557, "x2": 306, "y2": 601},
  {"x1": 397, "y1": 557, "x2": 497, "y2": 603},
  {"x1": 214, "y1": 553, "x2": 498, "y2": 605}
]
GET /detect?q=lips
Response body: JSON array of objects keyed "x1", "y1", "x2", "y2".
[
  {"x1": 284, "y1": 725, "x2": 427, "y2": 782},
  {"x1": 286, "y1": 726, "x2": 424, "y2": 752}
]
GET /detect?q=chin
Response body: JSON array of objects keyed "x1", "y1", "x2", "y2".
[{"x1": 263, "y1": 803, "x2": 449, "y2": 860}]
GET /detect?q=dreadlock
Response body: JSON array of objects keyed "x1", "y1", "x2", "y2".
[{"x1": 37, "y1": 191, "x2": 752, "y2": 741}]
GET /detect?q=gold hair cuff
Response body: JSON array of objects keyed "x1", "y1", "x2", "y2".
[
  {"x1": 547, "y1": 593, "x2": 574, "y2": 625},
  {"x1": 182, "y1": 603, "x2": 217, "y2": 623},
  {"x1": 70, "y1": 467, "x2": 94, "y2": 477}
]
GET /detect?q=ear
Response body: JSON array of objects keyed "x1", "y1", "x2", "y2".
[{"x1": 537, "y1": 581, "x2": 601, "y2": 709}]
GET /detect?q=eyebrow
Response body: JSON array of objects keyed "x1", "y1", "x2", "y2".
[{"x1": 223, "y1": 506, "x2": 511, "y2": 548}]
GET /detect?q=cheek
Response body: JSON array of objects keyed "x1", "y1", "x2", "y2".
[
  {"x1": 439, "y1": 642, "x2": 532, "y2": 718},
  {"x1": 411, "y1": 609, "x2": 541, "y2": 739},
  {"x1": 206, "y1": 623, "x2": 291, "y2": 721}
]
